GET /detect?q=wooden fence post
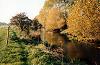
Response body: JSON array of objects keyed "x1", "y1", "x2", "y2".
[{"x1": 7, "y1": 25, "x2": 10, "y2": 46}]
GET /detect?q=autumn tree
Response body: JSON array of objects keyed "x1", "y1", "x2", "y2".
[
  {"x1": 65, "y1": 0, "x2": 100, "y2": 42},
  {"x1": 44, "y1": 0, "x2": 74, "y2": 8},
  {"x1": 37, "y1": 0, "x2": 74, "y2": 31},
  {"x1": 10, "y1": 13, "x2": 32, "y2": 35}
]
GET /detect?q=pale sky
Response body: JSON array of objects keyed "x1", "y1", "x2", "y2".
[{"x1": 0, "y1": 0, "x2": 45, "y2": 23}]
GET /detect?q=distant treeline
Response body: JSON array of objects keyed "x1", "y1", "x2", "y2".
[{"x1": 0, "y1": 22, "x2": 7, "y2": 26}]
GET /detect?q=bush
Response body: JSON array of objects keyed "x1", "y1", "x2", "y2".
[
  {"x1": 10, "y1": 31, "x2": 18, "y2": 40},
  {"x1": 28, "y1": 45, "x2": 67, "y2": 65}
]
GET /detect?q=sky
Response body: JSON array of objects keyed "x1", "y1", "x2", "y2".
[{"x1": 0, "y1": 0, "x2": 45, "y2": 23}]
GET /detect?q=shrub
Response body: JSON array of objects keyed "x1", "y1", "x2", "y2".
[
  {"x1": 10, "y1": 31, "x2": 18, "y2": 40},
  {"x1": 28, "y1": 45, "x2": 67, "y2": 65}
]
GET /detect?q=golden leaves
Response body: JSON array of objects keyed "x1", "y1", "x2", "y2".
[
  {"x1": 46, "y1": 8, "x2": 65, "y2": 31},
  {"x1": 37, "y1": 7, "x2": 65, "y2": 31},
  {"x1": 66, "y1": 0, "x2": 100, "y2": 41}
]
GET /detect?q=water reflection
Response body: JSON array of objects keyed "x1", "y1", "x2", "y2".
[{"x1": 41, "y1": 30, "x2": 67, "y2": 47}]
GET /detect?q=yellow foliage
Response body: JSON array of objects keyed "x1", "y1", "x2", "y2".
[
  {"x1": 66, "y1": 0, "x2": 100, "y2": 41},
  {"x1": 37, "y1": 9, "x2": 48, "y2": 26},
  {"x1": 46, "y1": 8, "x2": 65, "y2": 31},
  {"x1": 37, "y1": 0, "x2": 68, "y2": 31},
  {"x1": 37, "y1": 7, "x2": 65, "y2": 31},
  {"x1": 44, "y1": 0, "x2": 57, "y2": 8}
]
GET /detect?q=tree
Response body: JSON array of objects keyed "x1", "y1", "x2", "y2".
[
  {"x1": 37, "y1": 0, "x2": 73, "y2": 31},
  {"x1": 31, "y1": 18, "x2": 42, "y2": 31},
  {"x1": 10, "y1": 13, "x2": 32, "y2": 35},
  {"x1": 46, "y1": 7, "x2": 66, "y2": 31},
  {"x1": 65, "y1": 0, "x2": 100, "y2": 42},
  {"x1": 44, "y1": 0, "x2": 74, "y2": 9}
]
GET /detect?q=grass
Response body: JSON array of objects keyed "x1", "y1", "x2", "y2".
[
  {"x1": 0, "y1": 26, "x2": 89, "y2": 65},
  {"x1": 0, "y1": 26, "x2": 66, "y2": 65},
  {"x1": 0, "y1": 26, "x2": 27, "y2": 65}
]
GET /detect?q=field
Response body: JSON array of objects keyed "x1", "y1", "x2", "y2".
[
  {"x1": 0, "y1": 26, "x2": 29, "y2": 65},
  {"x1": 0, "y1": 26, "x2": 66, "y2": 65}
]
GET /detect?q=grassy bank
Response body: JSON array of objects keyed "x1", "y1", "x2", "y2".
[{"x1": 0, "y1": 26, "x2": 68, "y2": 65}]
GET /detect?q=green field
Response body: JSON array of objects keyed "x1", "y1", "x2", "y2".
[
  {"x1": 0, "y1": 26, "x2": 29, "y2": 65},
  {"x1": 0, "y1": 26, "x2": 67, "y2": 65}
]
